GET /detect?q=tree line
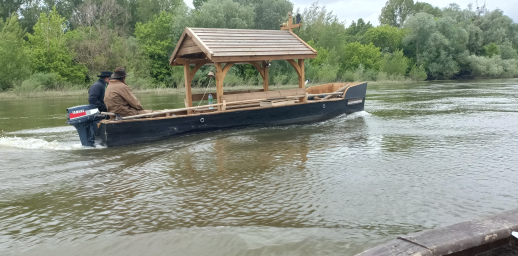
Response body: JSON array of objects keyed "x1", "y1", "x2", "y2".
[{"x1": 1, "y1": 0, "x2": 517, "y2": 92}]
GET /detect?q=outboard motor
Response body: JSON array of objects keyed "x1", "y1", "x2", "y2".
[{"x1": 66, "y1": 105, "x2": 103, "y2": 147}]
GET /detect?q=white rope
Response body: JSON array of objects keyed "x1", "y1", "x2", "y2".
[{"x1": 197, "y1": 78, "x2": 214, "y2": 107}]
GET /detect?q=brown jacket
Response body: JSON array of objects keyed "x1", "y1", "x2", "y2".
[{"x1": 104, "y1": 80, "x2": 145, "y2": 117}]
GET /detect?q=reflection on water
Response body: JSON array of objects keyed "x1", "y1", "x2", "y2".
[{"x1": 1, "y1": 80, "x2": 518, "y2": 255}]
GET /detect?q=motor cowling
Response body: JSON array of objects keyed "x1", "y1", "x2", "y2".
[{"x1": 66, "y1": 105, "x2": 103, "y2": 146}]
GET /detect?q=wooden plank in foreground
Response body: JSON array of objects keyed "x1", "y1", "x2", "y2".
[{"x1": 355, "y1": 208, "x2": 518, "y2": 256}]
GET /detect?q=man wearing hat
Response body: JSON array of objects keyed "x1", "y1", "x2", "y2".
[
  {"x1": 88, "y1": 71, "x2": 113, "y2": 112},
  {"x1": 104, "y1": 67, "x2": 153, "y2": 117}
]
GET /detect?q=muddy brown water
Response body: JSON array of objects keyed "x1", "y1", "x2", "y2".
[{"x1": 1, "y1": 80, "x2": 518, "y2": 256}]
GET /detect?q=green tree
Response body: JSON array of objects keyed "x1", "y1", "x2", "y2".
[
  {"x1": 498, "y1": 41, "x2": 518, "y2": 60},
  {"x1": 0, "y1": 0, "x2": 23, "y2": 21},
  {"x1": 413, "y1": 2, "x2": 442, "y2": 17},
  {"x1": 234, "y1": 0, "x2": 292, "y2": 30},
  {"x1": 307, "y1": 39, "x2": 329, "y2": 66},
  {"x1": 72, "y1": 0, "x2": 132, "y2": 35},
  {"x1": 344, "y1": 18, "x2": 373, "y2": 43},
  {"x1": 11, "y1": 0, "x2": 84, "y2": 33},
  {"x1": 408, "y1": 64, "x2": 427, "y2": 80},
  {"x1": 340, "y1": 42, "x2": 382, "y2": 71},
  {"x1": 345, "y1": 18, "x2": 373, "y2": 38},
  {"x1": 483, "y1": 42, "x2": 500, "y2": 57},
  {"x1": 403, "y1": 13, "x2": 435, "y2": 66},
  {"x1": 18, "y1": 2, "x2": 43, "y2": 34},
  {"x1": 193, "y1": 0, "x2": 255, "y2": 29},
  {"x1": 137, "y1": 0, "x2": 182, "y2": 23},
  {"x1": 193, "y1": 0, "x2": 206, "y2": 10},
  {"x1": 27, "y1": 8, "x2": 87, "y2": 82},
  {"x1": 362, "y1": 25, "x2": 405, "y2": 52},
  {"x1": 297, "y1": 3, "x2": 347, "y2": 49},
  {"x1": 464, "y1": 22, "x2": 484, "y2": 55},
  {"x1": 425, "y1": 49, "x2": 460, "y2": 79},
  {"x1": 478, "y1": 9, "x2": 516, "y2": 46},
  {"x1": 380, "y1": 49, "x2": 408, "y2": 75},
  {"x1": 435, "y1": 16, "x2": 468, "y2": 54},
  {"x1": 403, "y1": 13, "x2": 470, "y2": 79},
  {"x1": 135, "y1": 11, "x2": 177, "y2": 82},
  {"x1": 441, "y1": 4, "x2": 518, "y2": 54},
  {"x1": 0, "y1": 14, "x2": 30, "y2": 90},
  {"x1": 467, "y1": 55, "x2": 518, "y2": 78},
  {"x1": 379, "y1": 0, "x2": 414, "y2": 28}
]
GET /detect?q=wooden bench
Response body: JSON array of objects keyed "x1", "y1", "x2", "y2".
[
  {"x1": 221, "y1": 88, "x2": 306, "y2": 102},
  {"x1": 191, "y1": 89, "x2": 264, "y2": 101},
  {"x1": 305, "y1": 82, "x2": 354, "y2": 95},
  {"x1": 220, "y1": 88, "x2": 307, "y2": 110}
]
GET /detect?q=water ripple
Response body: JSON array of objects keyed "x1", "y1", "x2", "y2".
[{"x1": 1, "y1": 80, "x2": 518, "y2": 255}]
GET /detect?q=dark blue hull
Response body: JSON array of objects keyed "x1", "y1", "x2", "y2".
[{"x1": 98, "y1": 83, "x2": 367, "y2": 147}]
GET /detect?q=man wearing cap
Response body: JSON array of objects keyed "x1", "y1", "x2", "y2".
[
  {"x1": 88, "y1": 71, "x2": 113, "y2": 112},
  {"x1": 104, "y1": 67, "x2": 153, "y2": 118}
]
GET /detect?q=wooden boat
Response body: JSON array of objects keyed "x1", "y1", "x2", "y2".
[
  {"x1": 355, "y1": 208, "x2": 518, "y2": 256},
  {"x1": 66, "y1": 15, "x2": 367, "y2": 147}
]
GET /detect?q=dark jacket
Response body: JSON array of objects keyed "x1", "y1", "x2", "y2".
[{"x1": 88, "y1": 79, "x2": 108, "y2": 112}]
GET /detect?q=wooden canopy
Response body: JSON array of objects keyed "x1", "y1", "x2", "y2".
[
  {"x1": 169, "y1": 18, "x2": 317, "y2": 112},
  {"x1": 169, "y1": 28, "x2": 316, "y2": 64}
]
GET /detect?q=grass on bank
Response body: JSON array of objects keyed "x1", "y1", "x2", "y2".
[
  {"x1": 0, "y1": 68, "x2": 420, "y2": 100},
  {"x1": 0, "y1": 80, "x2": 415, "y2": 100}
]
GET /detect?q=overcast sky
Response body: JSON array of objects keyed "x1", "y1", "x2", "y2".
[{"x1": 184, "y1": 0, "x2": 517, "y2": 26}]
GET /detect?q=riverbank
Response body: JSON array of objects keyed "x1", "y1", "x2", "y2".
[
  {"x1": 0, "y1": 85, "x2": 286, "y2": 100},
  {"x1": 0, "y1": 80, "x2": 416, "y2": 100}
]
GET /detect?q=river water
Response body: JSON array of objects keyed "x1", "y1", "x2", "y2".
[{"x1": 1, "y1": 80, "x2": 518, "y2": 255}]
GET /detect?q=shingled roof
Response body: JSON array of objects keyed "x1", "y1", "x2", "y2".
[{"x1": 169, "y1": 27, "x2": 317, "y2": 65}]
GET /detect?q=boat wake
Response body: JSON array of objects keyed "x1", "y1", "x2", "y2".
[
  {"x1": 0, "y1": 136, "x2": 86, "y2": 150},
  {"x1": 6, "y1": 126, "x2": 76, "y2": 135},
  {"x1": 0, "y1": 126, "x2": 94, "y2": 150},
  {"x1": 345, "y1": 110, "x2": 371, "y2": 120}
]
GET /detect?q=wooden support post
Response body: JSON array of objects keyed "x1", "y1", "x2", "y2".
[
  {"x1": 215, "y1": 62, "x2": 235, "y2": 111},
  {"x1": 215, "y1": 62, "x2": 223, "y2": 111},
  {"x1": 263, "y1": 62, "x2": 269, "y2": 92},
  {"x1": 286, "y1": 59, "x2": 301, "y2": 77},
  {"x1": 183, "y1": 61, "x2": 205, "y2": 114},
  {"x1": 298, "y1": 59, "x2": 306, "y2": 102},
  {"x1": 298, "y1": 59, "x2": 305, "y2": 89},
  {"x1": 288, "y1": 14, "x2": 293, "y2": 32},
  {"x1": 184, "y1": 62, "x2": 193, "y2": 113},
  {"x1": 249, "y1": 62, "x2": 264, "y2": 78},
  {"x1": 248, "y1": 61, "x2": 268, "y2": 91}
]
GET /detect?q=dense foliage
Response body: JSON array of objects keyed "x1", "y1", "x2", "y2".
[
  {"x1": 1, "y1": 0, "x2": 518, "y2": 91},
  {"x1": 0, "y1": 15, "x2": 30, "y2": 90}
]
